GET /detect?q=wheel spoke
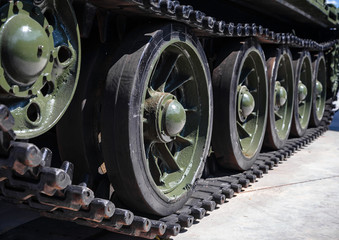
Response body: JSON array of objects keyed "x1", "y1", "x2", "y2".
[
  {"x1": 275, "y1": 111, "x2": 283, "y2": 120},
  {"x1": 175, "y1": 135, "x2": 193, "y2": 147},
  {"x1": 239, "y1": 68, "x2": 255, "y2": 85},
  {"x1": 155, "y1": 143, "x2": 181, "y2": 171},
  {"x1": 165, "y1": 76, "x2": 193, "y2": 93},
  {"x1": 152, "y1": 53, "x2": 182, "y2": 92},
  {"x1": 237, "y1": 121, "x2": 252, "y2": 139},
  {"x1": 185, "y1": 107, "x2": 198, "y2": 113},
  {"x1": 149, "y1": 154, "x2": 163, "y2": 185}
]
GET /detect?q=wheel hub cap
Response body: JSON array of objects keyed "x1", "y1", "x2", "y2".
[
  {"x1": 275, "y1": 82, "x2": 287, "y2": 107},
  {"x1": 298, "y1": 81, "x2": 308, "y2": 102},
  {"x1": 238, "y1": 86, "x2": 255, "y2": 121},
  {"x1": 1, "y1": 14, "x2": 51, "y2": 86},
  {"x1": 145, "y1": 92, "x2": 186, "y2": 143},
  {"x1": 164, "y1": 99, "x2": 186, "y2": 136},
  {"x1": 315, "y1": 80, "x2": 323, "y2": 96}
]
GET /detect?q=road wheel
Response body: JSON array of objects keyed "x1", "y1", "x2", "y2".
[
  {"x1": 212, "y1": 39, "x2": 268, "y2": 171},
  {"x1": 309, "y1": 53, "x2": 327, "y2": 127},
  {"x1": 101, "y1": 24, "x2": 213, "y2": 216},
  {"x1": 264, "y1": 47, "x2": 294, "y2": 149},
  {"x1": 291, "y1": 51, "x2": 313, "y2": 137}
]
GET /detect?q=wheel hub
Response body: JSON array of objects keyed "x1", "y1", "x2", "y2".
[
  {"x1": 0, "y1": 0, "x2": 80, "y2": 139},
  {"x1": 315, "y1": 80, "x2": 323, "y2": 96},
  {"x1": 275, "y1": 82, "x2": 287, "y2": 107},
  {"x1": 1, "y1": 14, "x2": 52, "y2": 86},
  {"x1": 238, "y1": 86, "x2": 255, "y2": 121},
  {"x1": 298, "y1": 81, "x2": 308, "y2": 102},
  {"x1": 145, "y1": 92, "x2": 186, "y2": 143}
]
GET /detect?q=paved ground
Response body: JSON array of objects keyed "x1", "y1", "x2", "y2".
[
  {"x1": 174, "y1": 130, "x2": 339, "y2": 240},
  {"x1": 0, "y1": 129, "x2": 339, "y2": 240}
]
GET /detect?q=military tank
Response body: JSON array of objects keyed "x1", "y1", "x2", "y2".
[{"x1": 0, "y1": 0, "x2": 338, "y2": 238}]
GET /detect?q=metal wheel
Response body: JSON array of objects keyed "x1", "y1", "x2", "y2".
[
  {"x1": 101, "y1": 24, "x2": 212, "y2": 216},
  {"x1": 212, "y1": 39, "x2": 268, "y2": 171},
  {"x1": 291, "y1": 51, "x2": 313, "y2": 137},
  {"x1": 264, "y1": 47, "x2": 294, "y2": 149},
  {"x1": 0, "y1": 0, "x2": 80, "y2": 139},
  {"x1": 310, "y1": 53, "x2": 327, "y2": 127}
]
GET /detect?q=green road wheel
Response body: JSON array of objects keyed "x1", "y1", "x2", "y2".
[
  {"x1": 291, "y1": 51, "x2": 313, "y2": 137},
  {"x1": 264, "y1": 47, "x2": 294, "y2": 150},
  {"x1": 212, "y1": 39, "x2": 268, "y2": 171},
  {"x1": 0, "y1": 1, "x2": 80, "y2": 139},
  {"x1": 310, "y1": 53, "x2": 327, "y2": 127},
  {"x1": 101, "y1": 24, "x2": 213, "y2": 216}
]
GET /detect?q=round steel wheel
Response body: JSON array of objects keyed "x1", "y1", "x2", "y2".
[
  {"x1": 101, "y1": 24, "x2": 212, "y2": 216},
  {"x1": 264, "y1": 47, "x2": 294, "y2": 149},
  {"x1": 212, "y1": 39, "x2": 268, "y2": 171},
  {"x1": 291, "y1": 51, "x2": 313, "y2": 137},
  {"x1": 0, "y1": 1, "x2": 80, "y2": 139},
  {"x1": 310, "y1": 53, "x2": 327, "y2": 127}
]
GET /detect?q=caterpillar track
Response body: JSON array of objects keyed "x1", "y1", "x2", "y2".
[
  {"x1": 0, "y1": 100, "x2": 335, "y2": 239},
  {"x1": 0, "y1": 0, "x2": 339, "y2": 239}
]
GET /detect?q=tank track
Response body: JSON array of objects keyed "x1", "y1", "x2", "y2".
[
  {"x1": 0, "y1": 0, "x2": 338, "y2": 239},
  {"x1": 110, "y1": 0, "x2": 338, "y2": 50},
  {"x1": 0, "y1": 98, "x2": 336, "y2": 239}
]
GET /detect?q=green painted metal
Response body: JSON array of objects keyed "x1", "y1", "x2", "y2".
[
  {"x1": 314, "y1": 58, "x2": 327, "y2": 121},
  {"x1": 236, "y1": 50, "x2": 267, "y2": 158},
  {"x1": 0, "y1": 0, "x2": 80, "y2": 139},
  {"x1": 315, "y1": 80, "x2": 323, "y2": 95},
  {"x1": 142, "y1": 40, "x2": 210, "y2": 198},
  {"x1": 238, "y1": 86, "x2": 255, "y2": 120},
  {"x1": 275, "y1": 82, "x2": 287, "y2": 107},
  {"x1": 164, "y1": 99, "x2": 186, "y2": 136},
  {"x1": 298, "y1": 81, "x2": 308, "y2": 102},
  {"x1": 273, "y1": 53, "x2": 294, "y2": 141},
  {"x1": 297, "y1": 59, "x2": 313, "y2": 129}
]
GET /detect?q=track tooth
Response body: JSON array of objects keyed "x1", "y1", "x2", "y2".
[
  {"x1": 189, "y1": 10, "x2": 205, "y2": 23},
  {"x1": 202, "y1": 200, "x2": 216, "y2": 211},
  {"x1": 212, "y1": 193, "x2": 226, "y2": 204},
  {"x1": 264, "y1": 160, "x2": 274, "y2": 170},
  {"x1": 230, "y1": 183, "x2": 242, "y2": 193},
  {"x1": 251, "y1": 23, "x2": 258, "y2": 35},
  {"x1": 236, "y1": 23, "x2": 243, "y2": 36},
  {"x1": 252, "y1": 169, "x2": 263, "y2": 178},
  {"x1": 226, "y1": 22, "x2": 234, "y2": 36},
  {"x1": 178, "y1": 214, "x2": 194, "y2": 228},
  {"x1": 81, "y1": 198, "x2": 115, "y2": 222},
  {"x1": 148, "y1": 220, "x2": 167, "y2": 236},
  {"x1": 238, "y1": 178, "x2": 250, "y2": 188},
  {"x1": 222, "y1": 187, "x2": 234, "y2": 198},
  {"x1": 190, "y1": 207, "x2": 206, "y2": 219},
  {"x1": 256, "y1": 163, "x2": 269, "y2": 173},
  {"x1": 202, "y1": 16, "x2": 216, "y2": 30},
  {"x1": 129, "y1": 216, "x2": 151, "y2": 233},
  {"x1": 245, "y1": 173, "x2": 256, "y2": 183},
  {"x1": 0, "y1": 105, "x2": 14, "y2": 132},
  {"x1": 214, "y1": 20, "x2": 226, "y2": 33},
  {"x1": 111, "y1": 208, "x2": 134, "y2": 226},
  {"x1": 163, "y1": 223, "x2": 181, "y2": 238},
  {"x1": 244, "y1": 23, "x2": 251, "y2": 36},
  {"x1": 10, "y1": 142, "x2": 43, "y2": 174}
]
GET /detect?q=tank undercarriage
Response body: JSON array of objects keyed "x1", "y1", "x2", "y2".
[{"x1": 0, "y1": 0, "x2": 338, "y2": 239}]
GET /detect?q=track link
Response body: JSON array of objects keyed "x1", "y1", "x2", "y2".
[
  {"x1": 120, "y1": 0, "x2": 337, "y2": 51},
  {"x1": 0, "y1": 0, "x2": 338, "y2": 238},
  {"x1": 0, "y1": 99, "x2": 335, "y2": 239}
]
